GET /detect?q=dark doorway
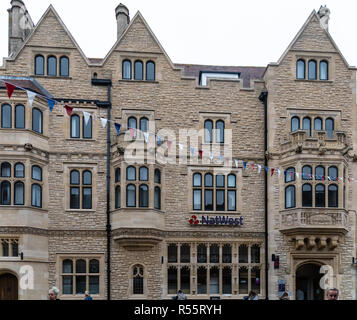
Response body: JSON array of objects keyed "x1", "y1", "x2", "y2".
[
  {"x1": 0, "y1": 273, "x2": 18, "y2": 300},
  {"x1": 296, "y1": 264, "x2": 324, "y2": 300}
]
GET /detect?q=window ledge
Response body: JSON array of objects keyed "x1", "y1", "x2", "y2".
[
  {"x1": 65, "y1": 209, "x2": 96, "y2": 213},
  {"x1": 190, "y1": 211, "x2": 241, "y2": 215},
  {"x1": 65, "y1": 138, "x2": 96, "y2": 142},
  {"x1": 31, "y1": 75, "x2": 72, "y2": 80},
  {"x1": 0, "y1": 205, "x2": 47, "y2": 212},
  {"x1": 118, "y1": 79, "x2": 159, "y2": 84},
  {"x1": 295, "y1": 79, "x2": 333, "y2": 83}
]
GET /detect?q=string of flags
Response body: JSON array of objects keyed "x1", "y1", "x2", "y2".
[{"x1": 0, "y1": 79, "x2": 355, "y2": 183}]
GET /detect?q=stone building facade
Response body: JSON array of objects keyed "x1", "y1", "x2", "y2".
[{"x1": 0, "y1": 1, "x2": 356, "y2": 300}]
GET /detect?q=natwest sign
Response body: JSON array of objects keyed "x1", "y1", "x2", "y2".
[{"x1": 189, "y1": 215, "x2": 243, "y2": 227}]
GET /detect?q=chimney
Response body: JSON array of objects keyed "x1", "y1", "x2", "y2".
[
  {"x1": 8, "y1": 0, "x2": 34, "y2": 57},
  {"x1": 317, "y1": 5, "x2": 330, "y2": 31},
  {"x1": 115, "y1": 3, "x2": 130, "y2": 39}
]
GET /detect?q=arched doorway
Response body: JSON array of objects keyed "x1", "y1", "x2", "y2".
[
  {"x1": 0, "y1": 273, "x2": 18, "y2": 300},
  {"x1": 295, "y1": 263, "x2": 324, "y2": 300}
]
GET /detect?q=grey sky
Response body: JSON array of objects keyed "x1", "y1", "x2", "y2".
[{"x1": 0, "y1": 0, "x2": 356, "y2": 67}]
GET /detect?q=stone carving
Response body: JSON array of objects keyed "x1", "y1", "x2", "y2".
[{"x1": 317, "y1": 5, "x2": 330, "y2": 31}]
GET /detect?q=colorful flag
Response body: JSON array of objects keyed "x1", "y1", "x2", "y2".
[
  {"x1": 64, "y1": 105, "x2": 73, "y2": 117},
  {"x1": 271, "y1": 168, "x2": 275, "y2": 176},
  {"x1": 167, "y1": 141, "x2": 173, "y2": 151},
  {"x1": 243, "y1": 162, "x2": 247, "y2": 170},
  {"x1": 235, "y1": 159, "x2": 239, "y2": 168},
  {"x1": 258, "y1": 165, "x2": 262, "y2": 173},
  {"x1": 198, "y1": 150, "x2": 203, "y2": 158},
  {"x1": 129, "y1": 128, "x2": 136, "y2": 139},
  {"x1": 114, "y1": 123, "x2": 121, "y2": 135},
  {"x1": 47, "y1": 98, "x2": 55, "y2": 112},
  {"x1": 26, "y1": 90, "x2": 36, "y2": 107},
  {"x1": 83, "y1": 111, "x2": 91, "y2": 125},
  {"x1": 100, "y1": 118, "x2": 108, "y2": 129},
  {"x1": 5, "y1": 82, "x2": 15, "y2": 99}
]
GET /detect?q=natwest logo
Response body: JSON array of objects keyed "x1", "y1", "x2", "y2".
[{"x1": 189, "y1": 215, "x2": 243, "y2": 227}]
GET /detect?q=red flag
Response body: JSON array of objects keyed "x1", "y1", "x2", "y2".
[
  {"x1": 271, "y1": 168, "x2": 275, "y2": 176},
  {"x1": 348, "y1": 178, "x2": 351, "y2": 183},
  {"x1": 322, "y1": 176, "x2": 325, "y2": 181},
  {"x1": 5, "y1": 82, "x2": 15, "y2": 99},
  {"x1": 64, "y1": 105, "x2": 73, "y2": 117},
  {"x1": 251, "y1": 164, "x2": 255, "y2": 171},
  {"x1": 167, "y1": 141, "x2": 172, "y2": 151},
  {"x1": 129, "y1": 128, "x2": 136, "y2": 139},
  {"x1": 198, "y1": 150, "x2": 203, "y2": 158},
  {"x1": 290, "y1": 172, "x2": 294, "y2": 179}
]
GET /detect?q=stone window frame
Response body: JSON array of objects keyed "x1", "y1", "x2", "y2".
[
  {"x1": 64, "y1": 106, "x2": 97, "y2": 141},
  {"x1": 121, "y1": 110, "x2": 155, "y2": 143},
  {"x1": 199, "y1": 113, "x2": 232, "y2": 147},
  {"x1": 128, "y1": 263, "x2": 148, "y2": 299},
  {"x1": 281, "y1": 163, "x2": 343, "y2": 210},
  {"x1": 166, "y1": 242, "x2": 263, "y2": 297},
  {"x1": 295, "y1": 54, "x2": 333, "y2": 82},
  {"x1": 57, "y1": 255, "x2": 105, "y2": 300},
  {"x1": 189, "y1": 168, "x2": 240, "y2": 214},
  {"x1": 33, "y1": 51, "x2": 71, "y2": 78},
  {"x1": 120, "y1": 57, "x2": 157, "y2": 82},
  {"x1": 0, "y1": 237, "x2": 20, "y2": 257}
]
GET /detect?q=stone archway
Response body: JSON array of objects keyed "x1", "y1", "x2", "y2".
[
  {"x1": 0, "y1": 273, "x2": 18, "y2": 300},
  {"x1": 295, "y1": 263, "x2": 324, "y2": 300}
]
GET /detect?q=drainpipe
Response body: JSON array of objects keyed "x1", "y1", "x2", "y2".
[
  {"x1": 91, "y1": 78, "x2": 112, "y2": 300},
  {"x1": 259, "y1": 91, "x2": 269, "y2": 300}
]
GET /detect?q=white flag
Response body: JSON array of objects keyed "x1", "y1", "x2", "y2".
[
  {"x1": 143, "y1": 132, "x2": 149, "y2": 143},
  {"x1": 179, "y1": 144, "x2": 184, "y2": 152},
  {"x1": 83, "y1": 112, "x2": 91, "y2": 125},
  {"x1": 278, "y1": 169, "x2": 281, "y2": 177},
  {"x1": 258, "y1": 165, "x2": 262, "y2": 174},
  {"x1": 27, "y1": 90, "x2": 36, "y2": 107},
  {"x1": 296, "y1": 172, "x2": 300, "y2": 179},
  {"x1": 100, "y1": 118, "x2": 107, "y2": 128},
  {"x1": 209, "y1": 152, "x2": 213, "y2": 161},
  {"x1": 235, "y1": 159, "x2": 239, "y2": 168}
]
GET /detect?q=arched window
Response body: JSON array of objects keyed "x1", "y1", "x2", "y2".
[
  {"x1": 222, "y1": 244, "x2": 232, "y2": 263},
  {"x1": 32, "y1": 108, "x2": 43, "y2": 134},
  {"x1": 285, "y1": 168, "x2": 295, "y2": 183},
  {"x1": 139, "y1": 184, "x2": 149, "y2": 208},
  {"x1": 60, "y1": 56, "x2": 69, "y2": 77},
  {"x1": 70, "y1": 170, "x2": 80, "y2": 185},
  {"x1": 154, "y1": 187, "x2": 161, "y2": 210},
  {"x1": 216, "y1": 175, "x2": 225, "y2": 211},
  {"x1": 204, "y1": 120, "x2": 213, "y2": 143},
  {"x1": 285, "y1": 185, "x2": 296, "y2": 209},
  {"x1": 71, "y1": 115, "x2": 80, "y2": 138},
  {"x1": 70, "y1": 170, "x2": 80, "y2": 209},
  {"x1": 302, "y1": 165, "x2": 312, "y2": 180},
  {"x1": 326, "y1": 118, "x2": 334, "y2": 138},
  {"x1": 0, "y1": 181, "x2": 11, "y2": 205},
  {"x1": 15, "y1": 105, "x2": 25, "y2": 129},
  {"x1": 291, "y1": 117, "x2": 300, "y2": 132},
  {"x1": 315, "y1": 166, "x2": 325, "y2": 181},
  {"x1": 1, "y1": 104, "x2": 12, "y2": 128},
  {"x1": 83, "y1": 170, "x2": 92, "y2": 184},
  {"x1": 197, "y1": 244, "x2": 207, "y2": 263},
  {"x1": 193, "y1": 173, "x2": 202, "y2": 210},
  {"x1": 222, "y1": 267, "x2": 232, "y2": 294},
  {"x1": 126, "y1": 184, "x2": 136, "y2": 207},
  {"x1": 228, "y1": 174, "x2": 236, "y2": 211},
  {"x1": 308, "y1": 60, "x2": 317, "y2": 80},
  {"x1": 1, "y1": 163, "x2": 11, "y2": 177},
  {"x1": 14, "y1": 181, "x2": 24, "y2": 205},
  {"x1": 251, "y1": 245, "x2": 260, "y2": 263},
  {"x1": 328, "y1": 185, "x2": 338, "y2": 208},
  {"x1": 320, "y1": 60, "x2": 328, "y2": 80},
  {"x1": 31, "y1": 184, "x2": 42, "y2": 208},
  {"x1": 133, "y1": 265, "x2": 144, "y2": 295},
  {"x1": 134, "y1": 60, "x2": 143, "y2": 80},
  {"x1": 62, "y1": 259, "x2": 73, "y2": 273},
  {"x1": 239, "y1": 244, "x2": 248, "y2": 263},
  {"x1": 115, "y1": 168, "x2": 121, "y2": 183},
  {"x1": 140, "y1": 117, "x2": 149, "y2": 133},
  {"x1": 315, "y1": 184, "x2": 326, "y2": 207},
  {"x1": 216, "y1": 120, "x2": 225, "y2": 143},
  {"x1": 154, "y1": 169, "x2": 161, "y2": 184},
  {"x1": 146, "y1": 61, "x2": 155, "y2": 81},
  {"x1": 296, "y1": 59, "x2": 305, "y2": 79},
  {"x1": 14, "y1": 163, "x2": 24, "y2": 178},
  {"x1": 128, "y1": 117, "x2": 137, "y2": 130},
  {"x1": 302, "y1": 184, "x2": 312, "y2": 207},
  {"x1": 76, "y1": 259, "x2": 86, "y2": 273},
  {"x1": 303, "y1": 117, "x2": 311, "y2": 137},
  {"x1": 328, "y1": 166, "x2": 338, "y2": 181},
  {"x1": 204, "y1": 173, "x2": 213, "y2": 211},
  {"x1": 228, "y1": 174, "x2": 236, "y2": 188},
  {"x1": 314, "y1": 117, "x2": 323, "y2": 131},
  {"x1": 115, "y1": 186, "x2": 121, "y2": 209},
  {"x1": 168, "y1": 244, "x2": 178, "y2": 263},
  {"x1": 193, "y1": 173, "x2": 202, "y2": 187},
  {"x1": 139, "y1": 167, "x2": 148, "y2": 181},
  {"x1": 82, "y1": 171, "x2": 92, "y2": 209},
  {"x1": 47, "y1": 56, "x2": 57, "y2": 76},
  {"x1": 122, "y1": 60, "x2": 131, "y2": 80},
  {"x1": 210, "y1": 244, "x2": 219, "y2": 263},
  {"x1": 35, "y1": 55, "x2": 44, "y2": 75},
  {"x1": 83, "y1": 115, "x2": 92, "y2": 139},
  {"x1": 180, "y1": 244, "x2": 190, "y2": 263},
  {"x1": 32, "y1": 166, "x2": 42, "y2": 181},
  {"x1": 126, "y1": 166, "x2": 136, "y2": 181}
]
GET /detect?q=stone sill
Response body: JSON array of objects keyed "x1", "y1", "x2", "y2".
[
  {"x1": 31, "y1": 75, "x2": 72, "y2": 80},
  {"x1": 64, "y1": 209, "x2": 96, "y2": 213},
  {"x1": 190, "y1": 211, "x2": 241, "y2": 215},
  {"x1": 0, "y1": 128, "x2": 49, "y2": 140},
  {"x1": 118, "y1": 79, "x2": 159, "y2": 84},
  {"x1": 0, "y1": 206, "x2": 48, "y2": 212},
  {"x1": 295, "y1": 79, "x2": 333, "y2": 84},
  {"x1": 65, "y1": 138, "x2": 96, "y2": 142}
]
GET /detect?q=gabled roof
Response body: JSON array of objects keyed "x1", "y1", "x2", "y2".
[{"x1": 269, "y1": 10, "x2": 356, "y2": 71}]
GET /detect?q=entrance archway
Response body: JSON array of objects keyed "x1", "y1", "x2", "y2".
[
  {"x1": 295, "y1": 263, "x2": 324, "y2": 300},
  {"x1": 0, "y1": 273, "x2": 18, "y2": 300}
]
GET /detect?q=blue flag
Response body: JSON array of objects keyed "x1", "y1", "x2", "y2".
[
  {"x1": 47, "y1": 99, "x2": 55, "y2": 112},
  {"x1": 114, "y1": 123, "x2": 121, "y2": 136},
  {"x1": 243, "y1": 162, "x2": 247, "y2": 170}
]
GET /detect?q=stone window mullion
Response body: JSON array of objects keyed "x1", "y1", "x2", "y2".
[{"x1": 248, "y1": 266, "x2": 252, "y2": 293}]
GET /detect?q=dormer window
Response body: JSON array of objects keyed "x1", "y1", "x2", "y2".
[
  {"x1": 35, "y1": 55, "x2": 45, "y2": 75},
  {"x1": 60, "y1": 56, "x2": 69, "y2": 77},
  {"x1": 308, "y1": 60, "x2": 317, "y2": 80},
  {"x1": 296, "y1": 59, "x2": 305, "y2": 79},
  {"x1": 199, "y1": 72, "x2": 240, "y2": 86},
  {"x1": 34, "y1": 54, "x2": 70, "y2": 77},
  {"x1": 123, "y1": 60, "x2": 131, "y2": 80},
  {"x1": 146, "y1": 61, "x2": 155, "y2": 81},
  {"x1": 122, "y1": 59, "x2": 155, "y2": 81},
  {"x1": 47, "y1": 56, "x2": 57, "y2": 76},
  {"x1": 320, "y1": 60, "x2": 328, "y2": 80},
  {"x1": 296, "y1": 58, "x2": 329, "y2": 81},
  {"x1": 134, "y1": 60, "x2": 143, "y2": 80}
]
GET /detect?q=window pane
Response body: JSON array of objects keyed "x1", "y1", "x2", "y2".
[
  {"x1": 180, "y1": 244, "x2": 190, "y2": 263},
  {"x1": 180, "y1": 267, "x2": 190, "y2": 294},
  {"x1": 70, "y1": 171, "x2": 80, "y2": 185},
  {"x1": 228, "y1": 174, "x2": 236, "y2": 188},
  {"x1": 133, "y1": 276, "x2": 144, "y2": 294},
  {"x1": 14, "y1": 182, "x2": 24, "y2": 205},
  {"x1": 320, "y1": 61, "x2": 328, "y2": 80},
  {"x1": 197, "y1": 244, "x2": 207, "y2": 263},
  {"x1": 15, "y1": 105, "x2": 25, "y2": 129},
  {"x1": 193, "y1": 190, "x2": 202, "y2": 210},
  {"x1": 89, "y1": 260, "x2": 100, "y2": 274},
  {"x1": 140, "y1": 118, "x2": 149, "y2": 133},
  {"x1": 302, "y1": 166, "x2": 312, "y2": 180},
  {"x1": 251, "y1": 245, "x2": 260, "y2": 263},
  {"x1": 239, "y1": 245, "x2": 248, "y2": 263},
  {"x1": 328, "y1": 185, "x2": 338, "y2": 208},
  {"x1": 205, "y1": 174, "x2": 213, "y2": 187},
  {"x1": 315, "y1": 185, "x2": 326, "y2": 207},
  {"x1": 76, "y1": 259, "x2": 86, "y2": 273},
  {"x1": 285, "y1": 168, "x2": 295, "y2": 183},
  {"x1": 326, "y1": 118, "x2": 334, "y2": 138},
  {"x1": 63, "y1": 260, "x2": 73, "y2": 273},
  {"x1": 302, "y1": 184, "x2": 312, "y2": 207},
  {"x1": 35, "y1": 55, "x2": 44, "y2": 75},
  {"x1": 308, "y1": 60, "x2": 317, "y2": 80},
  {"x1": 83, "y1": 116, "x2": 92, "y2": 139},
  {"x1": 314, "y1": 118, "x2": 322, "y2": 131},
  {"x1": 315, "y1": 166, "x2": 325, "y2": 180},
  {"x1": 239, "y1": 268, "x2": 248, "y2": 294},
  {"x1": 2, "y1": 241, "x2": 9, "y2": 256},
  {"x1": 62, "y1": 276, "x2": 73, "y2": 294},
  {"x1": 139, "y1": 185, "x2": 148, "y2": 208},
  {"x1": 115, "y1": 186, "x2": 121, "y2": 209},
  {"x1": 216, "y1": 120, "x2": 225, "y2": 143},
  {"x1": 204, "y1": 190, "x2": 213, "y2": 211},
  {"x1": 71, "y1": 116, "x2": 80, "y2": 138},
  {"x1": 210, "y1": 244, "x2": 219, "y2": 263},
  {"x1": 15, "y1": 163, "x2": 24, "y2": 178},
  {"x1": 134, "y1": 61, "x2": 143, "y2": 80},
  {"x1": 146, "y1": 61, "x2": 155, "y2": 81},
  {"x1": 127, "y1": 185, "x2": 136, "y2": 207},
  {"x1": 216, "y1": 175, "x2": 225, "y2": 188},
  {"x1": 297, "y1": 60, "x2": 305, "y2": 79},
  {"x1": 47, "y1": 56, "x2": 57, "y2": 76},
  {"x1": 123, "y1": 60, "x2": 131, "y2": 79},
  {"x1": 76, "y1": 276, "x2": 86, "y2": 294},
  {"x1": 223, "y1": 244, "x2": 232, "y2": 263},
  {"x1": 204, "y1": 120, "x2": 213, "y2": 143},
  {"x1": 89, "y1": 276, "x2": 99, "y2": 294},
  {"x1": 168, "y1": 244, "x2": 178, "y2": 263},
  {"x1": 12, "y1": 242, "x2": 18, "y2": 257},
  {"x1": 128, "y1": 117, "x2": 137, "y2": 130},
  {"x1": 127, "y1": 167, "x2": 136, "y2": 181},
  {"x1": 154, "y1": 169, "x2": 161, "y2": 184},
  {"x1": 168, "y1": 267, "x2": 177, "y2": 294},
  {"x1": 328, "y1": 167, "x2": 338, "y2": 181},
  {"x1": 228, "y1": 191, "x2": 236, "y2": 211},
  {"x1": 32, "y1": 109, "x2": 42, "y2": 134},
  {"x1": 139, "y1": 167, "x2": 148, "y2": 181},
  {"x1": 154, "y1": 187, "x2": 161, "y2": 210},
  {"x1": 1, "y1": 181, "x2": 11, "y2": 205},
  {"x1": 222, "y1": 267, "x2": 232, "y2": 294},
  {"x1": 1, "y1": 163, "x2": 11, "y2": 177},
  {"x1": 82, "y1": 188, "x2": 92, "y2": 209},
  {"x1": 70, "y1": 187, "x2": 80, "y2": 209},
  {"x1": 32, "y1": 166, "x2": 42, "y2": 181},
  {"x1": 216, "y1": 190, "x2": 225, "y2": 211},
  {"x1": 285, "y1": 186, "x2": 295, "y2": 209},
  {"x1": 303, "y1": 117, "x2": 311, "y2": 136},
  {"x1": 115, "y1": 168, "x2": 121, "y2": 183},
  {"x1": 1, "y1": 104, "x2": 11, "y2": 128},
  {"x1": 31, "y1": 184, "x2": 41, "y2": 207},
  {"x1": 83, "y1": 171, "x2": 92, "y2": 185},
  {"x1": 291, "y1": 117, "x2": 299, "y2": 132},
  {"x1": 210, "y1": 267, "x2": 219, "y2": 294},
  {"x1": 197, "y1": 267, "x2": 207, "y2": 294},
  {"x1": 193, "y1": 173, "x2": 201, "y2": 187},
  {"x1": 251, "y1": 268, "x2": 261, "y2": 294},
  {"x1": 60, "y1": 57, "x2": 69, "y2": 77}
]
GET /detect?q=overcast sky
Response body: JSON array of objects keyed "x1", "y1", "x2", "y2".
[{"x1": 0, "y1": 0, "x2": 356, "y2": 67}]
